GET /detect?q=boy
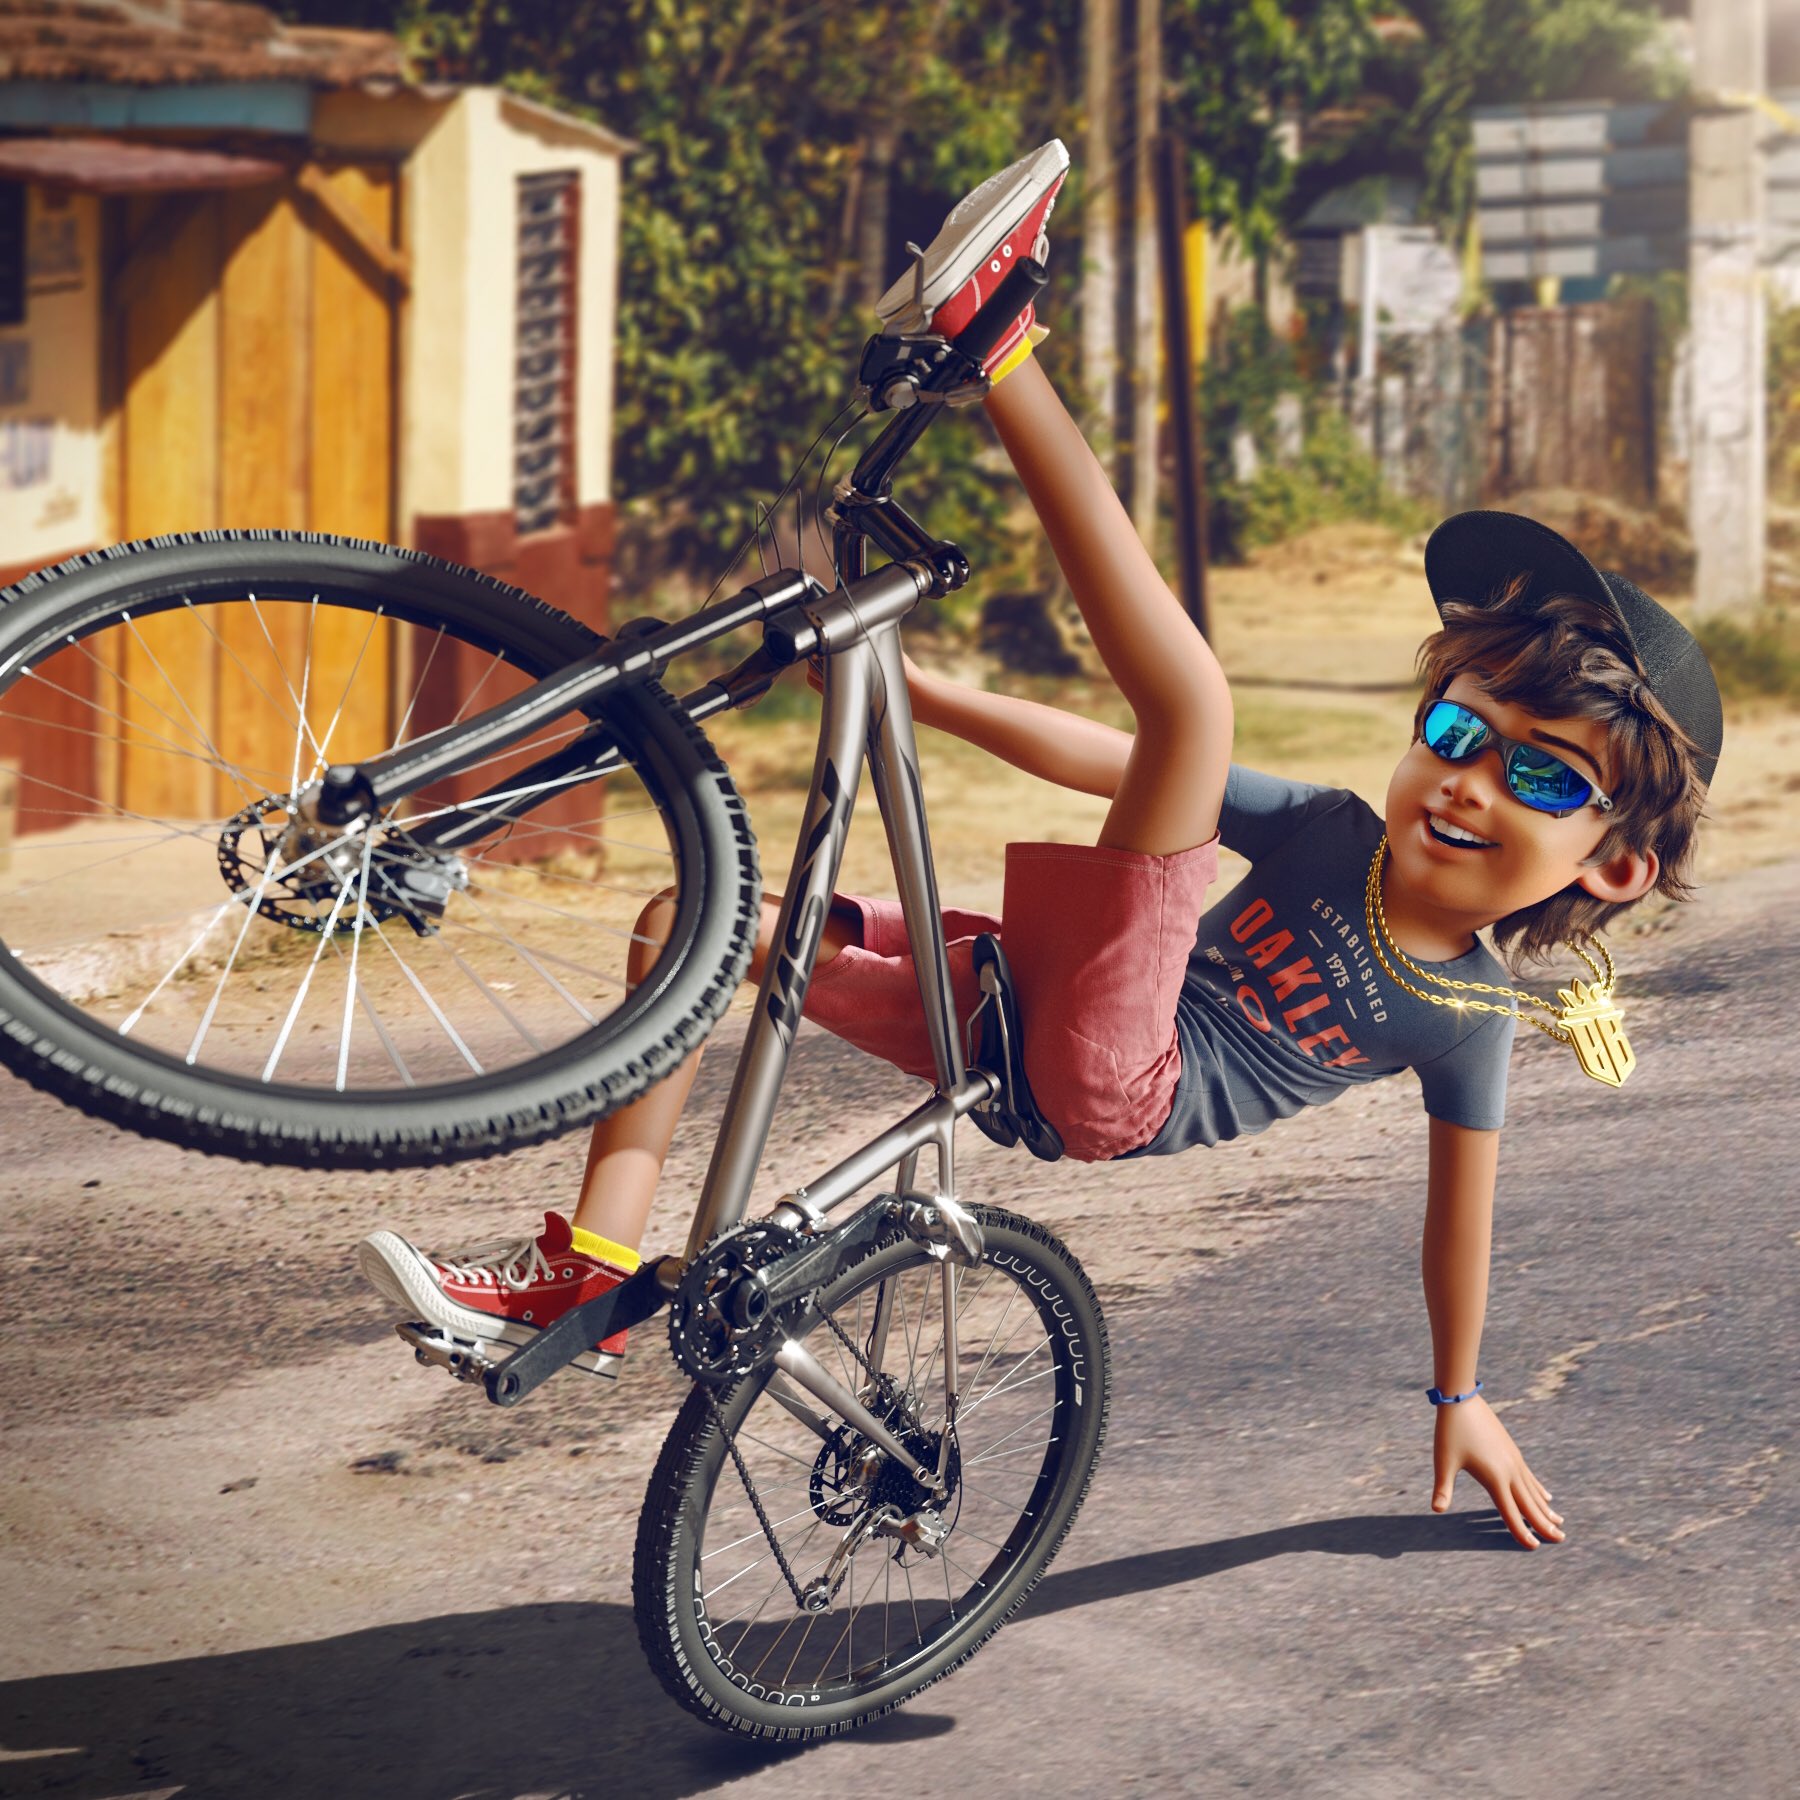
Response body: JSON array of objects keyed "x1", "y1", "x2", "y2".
[{"x1": 360, "y1": 142, "x2": 1723, "y2": 1552}]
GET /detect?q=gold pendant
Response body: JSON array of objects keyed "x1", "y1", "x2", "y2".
[{"x1": 1556, "y1": 978, "x2": 1635, "y2": 1087}]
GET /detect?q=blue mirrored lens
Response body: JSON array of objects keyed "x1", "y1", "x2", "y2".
[
  {"x1": 1506, "y1": 744, "x2": 1590, "y2": 812},
  {"x1": 1423, "y1": 701, "x2": 1486, "y2": 759},
  {"x1": 1421, "y1": 701, "x2": 1593, "y2": 814}
]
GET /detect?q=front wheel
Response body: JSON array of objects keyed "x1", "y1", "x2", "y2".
[
  {"x1": 633, "y1": 1208, "x2": 1109, "y2": 1740},
  {"x1": 0, "y1": 532, "x2": 760, "y2": 1167}
]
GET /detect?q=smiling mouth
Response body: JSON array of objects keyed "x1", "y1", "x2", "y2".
[{"x1": 1426, "y1": 813, "x2": 1498, "y2": 850}]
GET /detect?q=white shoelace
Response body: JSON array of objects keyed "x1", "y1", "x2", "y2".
[{"x1": 431, "y1": 1233, "x2": 554, "y2": 1292}]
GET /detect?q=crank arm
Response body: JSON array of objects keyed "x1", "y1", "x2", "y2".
[
  {"x1": 756, "y1": 1198, "x2": 903, "y2": 1313},
  {"x1": 484, "y1": 1256, "x2": 678, "y2": 1406}
]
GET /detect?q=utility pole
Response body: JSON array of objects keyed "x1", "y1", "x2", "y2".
[
  {"x1": 1129, "y1": 0, "x2": 1162, "y2": 543},
  {"x1": 1082, "y1": 0, "x2": 1119, "y2": 455},
  {"x1": 1690, "y1": 0, "x2": 1767, "y2": 614},
  {"x1": 1155, "y1": 130, "x2": 1208, "y2": 635}
]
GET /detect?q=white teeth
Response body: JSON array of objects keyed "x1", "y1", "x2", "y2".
[{"x1": 1430, "y1": 816, "x2": 1497, "y2": 847}]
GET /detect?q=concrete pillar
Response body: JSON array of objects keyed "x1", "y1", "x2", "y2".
[{"x1": 1690, "y1": 0, "x2": 1767, "y2": 613}]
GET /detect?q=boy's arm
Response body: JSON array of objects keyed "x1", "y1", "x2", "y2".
[
  {"x1": 907, "y1": 664, "x2": 1131, "y2": 799},
  {"x1": 1422, "y1": 1118, "x2": 1565, "y2": 1549}
]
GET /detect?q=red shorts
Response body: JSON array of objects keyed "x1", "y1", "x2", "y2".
[{"x1": 801, "y1": 836, "x2": 1219, "y2": 1162}]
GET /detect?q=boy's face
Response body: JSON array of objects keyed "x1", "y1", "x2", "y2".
[{"x1": 1383, "y1": 672, "x2": 1623, "y2": 931}]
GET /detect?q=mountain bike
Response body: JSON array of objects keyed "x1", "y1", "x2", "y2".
[{"x1": 0, "y1": 260, "x2": 1109, "y2": 1737}]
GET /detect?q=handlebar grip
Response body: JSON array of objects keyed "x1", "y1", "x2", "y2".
[{"x1": 952, "y1": 256, "x2": 1049, "y2": 369}]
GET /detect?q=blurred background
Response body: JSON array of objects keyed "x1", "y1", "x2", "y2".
[{"x1": 0, "y1": 0, "x2": 1794, "y2": 901}]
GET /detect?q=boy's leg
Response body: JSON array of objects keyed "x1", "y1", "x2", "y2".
[
  {"x1": 569, "y1": 891, "x2": 865, "y2": 1252},
  {"x1": 357, "y1": 891, "x2": 863, "y2": 1357},
  {"x1": 974, "y1": 351, "x2": 1229, "y2": 1159},
  {"x1": 982, "y1": 356, "x2": 1232, "y2": 856}
]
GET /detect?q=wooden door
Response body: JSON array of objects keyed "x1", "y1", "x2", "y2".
[{"x1": 107, "y1": 166, "x2": 398, "y2": 823}]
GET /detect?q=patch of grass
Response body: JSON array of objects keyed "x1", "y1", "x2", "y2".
[
  {"x1": 1232, "y1": 691, "x2": 1401, "y2": 768},
  {"x1": 1232, "y1": 412, "x2": 1436, "y2": 552},
  {"x1": 1693, "y1": 610, "x2": 1800, "y2": 703}
]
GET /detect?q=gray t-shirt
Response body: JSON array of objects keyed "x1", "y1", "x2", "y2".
[{"x1": 1119, "y1": 765, "x2": 1516, "y2": 1158}]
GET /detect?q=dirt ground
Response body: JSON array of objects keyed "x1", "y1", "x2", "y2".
[{"x1": 2, "y1": 521, "x2": 1795, "y2": 1786}]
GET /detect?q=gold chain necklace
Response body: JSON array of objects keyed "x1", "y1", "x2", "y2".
[{"x1": 1364, "y1": 836, "x2": 1636, "y2": 1087}]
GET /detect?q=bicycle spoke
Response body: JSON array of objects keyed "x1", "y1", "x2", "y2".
[
  {"x1": 334, "y1": 829, "x2": 379, "y2": 1088},
  {"x1": 306, "y1": 605, "x2": 384, "y2": 781},
  {"x1": 18, "y1": 666, "x2": 289, "y2": 789},
  {"x1": 438, "y1": 917, "x2": 628, "y2": 994},
  {"x1": 243, "y1": 594, "x2": 324, "y2": 788},
  {"x1": 367, "y1": 917, "x2": 484, "y2": 1075},
  {"x1": 451, "y1": 891, "x2": 598, "y2": 1025},
  {"x1": 260, "y1": 847, "x2": 363, "y2": 1081}
]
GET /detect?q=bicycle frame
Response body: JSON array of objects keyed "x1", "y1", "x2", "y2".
[{"x1": 321, "y1": 312, "x2": 1035, "y2": 1441}]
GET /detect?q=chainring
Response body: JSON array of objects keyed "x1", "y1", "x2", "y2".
[{"x1": 667, "y1": 1220, "x2": 805, "y2": 1385}]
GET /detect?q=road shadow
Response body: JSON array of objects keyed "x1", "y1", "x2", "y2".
[
  {"x1": 0, "y1": 1601, "x2": 951, "y2": 1800},
  {"x1": 0, "y1": 1515, "x2": 1514, "y2": 1797},
  {"x1": 1026, "y1": 1509, "x2": 1525, "y2": 1619}
]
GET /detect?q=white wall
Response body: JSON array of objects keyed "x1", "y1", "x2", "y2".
[{"x1": 0, "y1": 188, "x2": 102, "y2": 568}]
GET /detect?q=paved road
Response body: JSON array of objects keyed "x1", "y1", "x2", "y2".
[{"x1": 1, "y1": 862, "x2": 1794, "y2": 1798}]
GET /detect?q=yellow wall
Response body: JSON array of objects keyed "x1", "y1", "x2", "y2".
[
  {"x1": 315, "y1": 86, "x2": 627, "y2": 531},
  {"x1": 0, "y1": 188, "x2": 101, "y2": 567}
]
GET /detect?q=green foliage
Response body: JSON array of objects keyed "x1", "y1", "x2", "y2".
[
  {"x1": 1321, "y1": 0, "x2": 1680, "y2": 233},
  {"x1": 1200, "y1": 307, "x2": 1429, "y2": 554},
  {"x1": 1240, "y1": 411, "x2": 1433, "y2": 547},
  {"x1": 1693, "y1": 610, "x2": 1800, "y2": 705},
  {"x1": 1163, "y1": 1, "x2": 1377, "y2": 254},
  {"x1": 284, "y1": 0, "x2": 1089, "y2": 593},
  {"x1": 268, "y1": 2, "x2": 1676, "y2": 599},
  {"x1": 1767, "y1": 302, "x2": 1800, "y2": 503},
  {"x1": 275, "y1": 0, "x2": 1391, "y2": 594}
]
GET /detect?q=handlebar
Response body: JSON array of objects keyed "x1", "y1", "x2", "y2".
[
  {"x1": 947, "y1": 256, "x2": 1049, "y2": 370},
  {"x1": 843, "y1": 255, "x2": 1047, "y2": 499}
]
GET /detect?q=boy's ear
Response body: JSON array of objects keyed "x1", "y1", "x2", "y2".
[{"x1": 1575, "y1": 844, "x2": 1659, "y2": 906}]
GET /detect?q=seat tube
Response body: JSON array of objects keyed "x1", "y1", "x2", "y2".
[
  {"x1": 864, "y1": 622, "x2": 966, "y2": 1095},
  {"x1": 684, "y1": 640, "x2": 874, "y2": 1262}
]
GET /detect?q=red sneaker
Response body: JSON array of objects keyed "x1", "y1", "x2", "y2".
[
  {"x1": 358, "y1": 1211, "x2": 637, "y2": 1376},
  {"x1": 875, "y1": 139, "x2": 1069, "y2": 374}
]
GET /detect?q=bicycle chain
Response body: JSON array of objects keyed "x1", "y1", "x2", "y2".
[
  {"x1": 702, "y1": 1295, "x2": 925, "y2": 1614},
  {"x1": 704, "y1": 1386, "x2": 822, "y2": 1610}
]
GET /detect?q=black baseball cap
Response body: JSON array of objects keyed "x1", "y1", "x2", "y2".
[{"x1": 1423, "y1": 510, "x2": 1724, "y2": 787}]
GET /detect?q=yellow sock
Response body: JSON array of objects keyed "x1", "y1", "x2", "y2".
[
  {"x1": 570, "y1": 1225, "x2": 642, "y2": 1273},
  {"x1": 989, "y1": 320, "x2": 1051, "y2": 387}
]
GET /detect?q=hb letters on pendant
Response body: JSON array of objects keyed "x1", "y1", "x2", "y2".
[{"x1": 1557, "y1": 980, "x2": 1636, "y2": 1087}]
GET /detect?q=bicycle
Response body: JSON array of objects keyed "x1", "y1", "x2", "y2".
[{"x1": 0, "y1": 258, "x2": 1110, "y2": 1738}]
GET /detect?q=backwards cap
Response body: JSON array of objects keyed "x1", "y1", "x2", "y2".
[{"x1": 1423, "y1": 510, "x2": 1724, "y2": 787}]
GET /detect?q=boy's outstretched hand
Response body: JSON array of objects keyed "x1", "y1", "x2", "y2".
[{"x1": 1431, "y1": 1396, "x2": 1566, "y2": 1549}]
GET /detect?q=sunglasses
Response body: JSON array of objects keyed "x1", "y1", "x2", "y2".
[{"x1": 1421, "y1": 699, "x2": 1614, "y2": 817}]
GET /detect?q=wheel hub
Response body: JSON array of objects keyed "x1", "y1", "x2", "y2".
[
  {"x1": 216, "y1": 795, "x2": 467, "y2": 936},
  {"x1": 807, "y1": 1394, "x2": 960, "y2": 1528}
]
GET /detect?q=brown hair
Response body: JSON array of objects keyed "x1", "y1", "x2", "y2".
[{"x1": 1413, "y1": 577, "x2": 1707, "y2": 963}]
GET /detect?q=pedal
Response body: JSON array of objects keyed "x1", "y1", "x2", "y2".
[
  {"x1": 397, "y1": 1320, "x2": 497, "y2": 1386},
  {"x1": 396, "y1": 1320, "x2": 622, "y2": 1388},
  {"x1": 967, "y1": 935, "x2": 1064, "y2": 1163}
]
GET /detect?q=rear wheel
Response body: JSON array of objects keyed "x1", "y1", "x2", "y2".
[
  {"x1": 634, "y1": 1208, "x2": 1109, "y2": 1739},
  {"x1": 0, "y1": 532, "x2": 759, "y2": 1166}
]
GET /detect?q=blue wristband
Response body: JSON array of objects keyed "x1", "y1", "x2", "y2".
[{"x1": 1426, "y1": 1380, "x2": 1483, "y2": 1406}]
